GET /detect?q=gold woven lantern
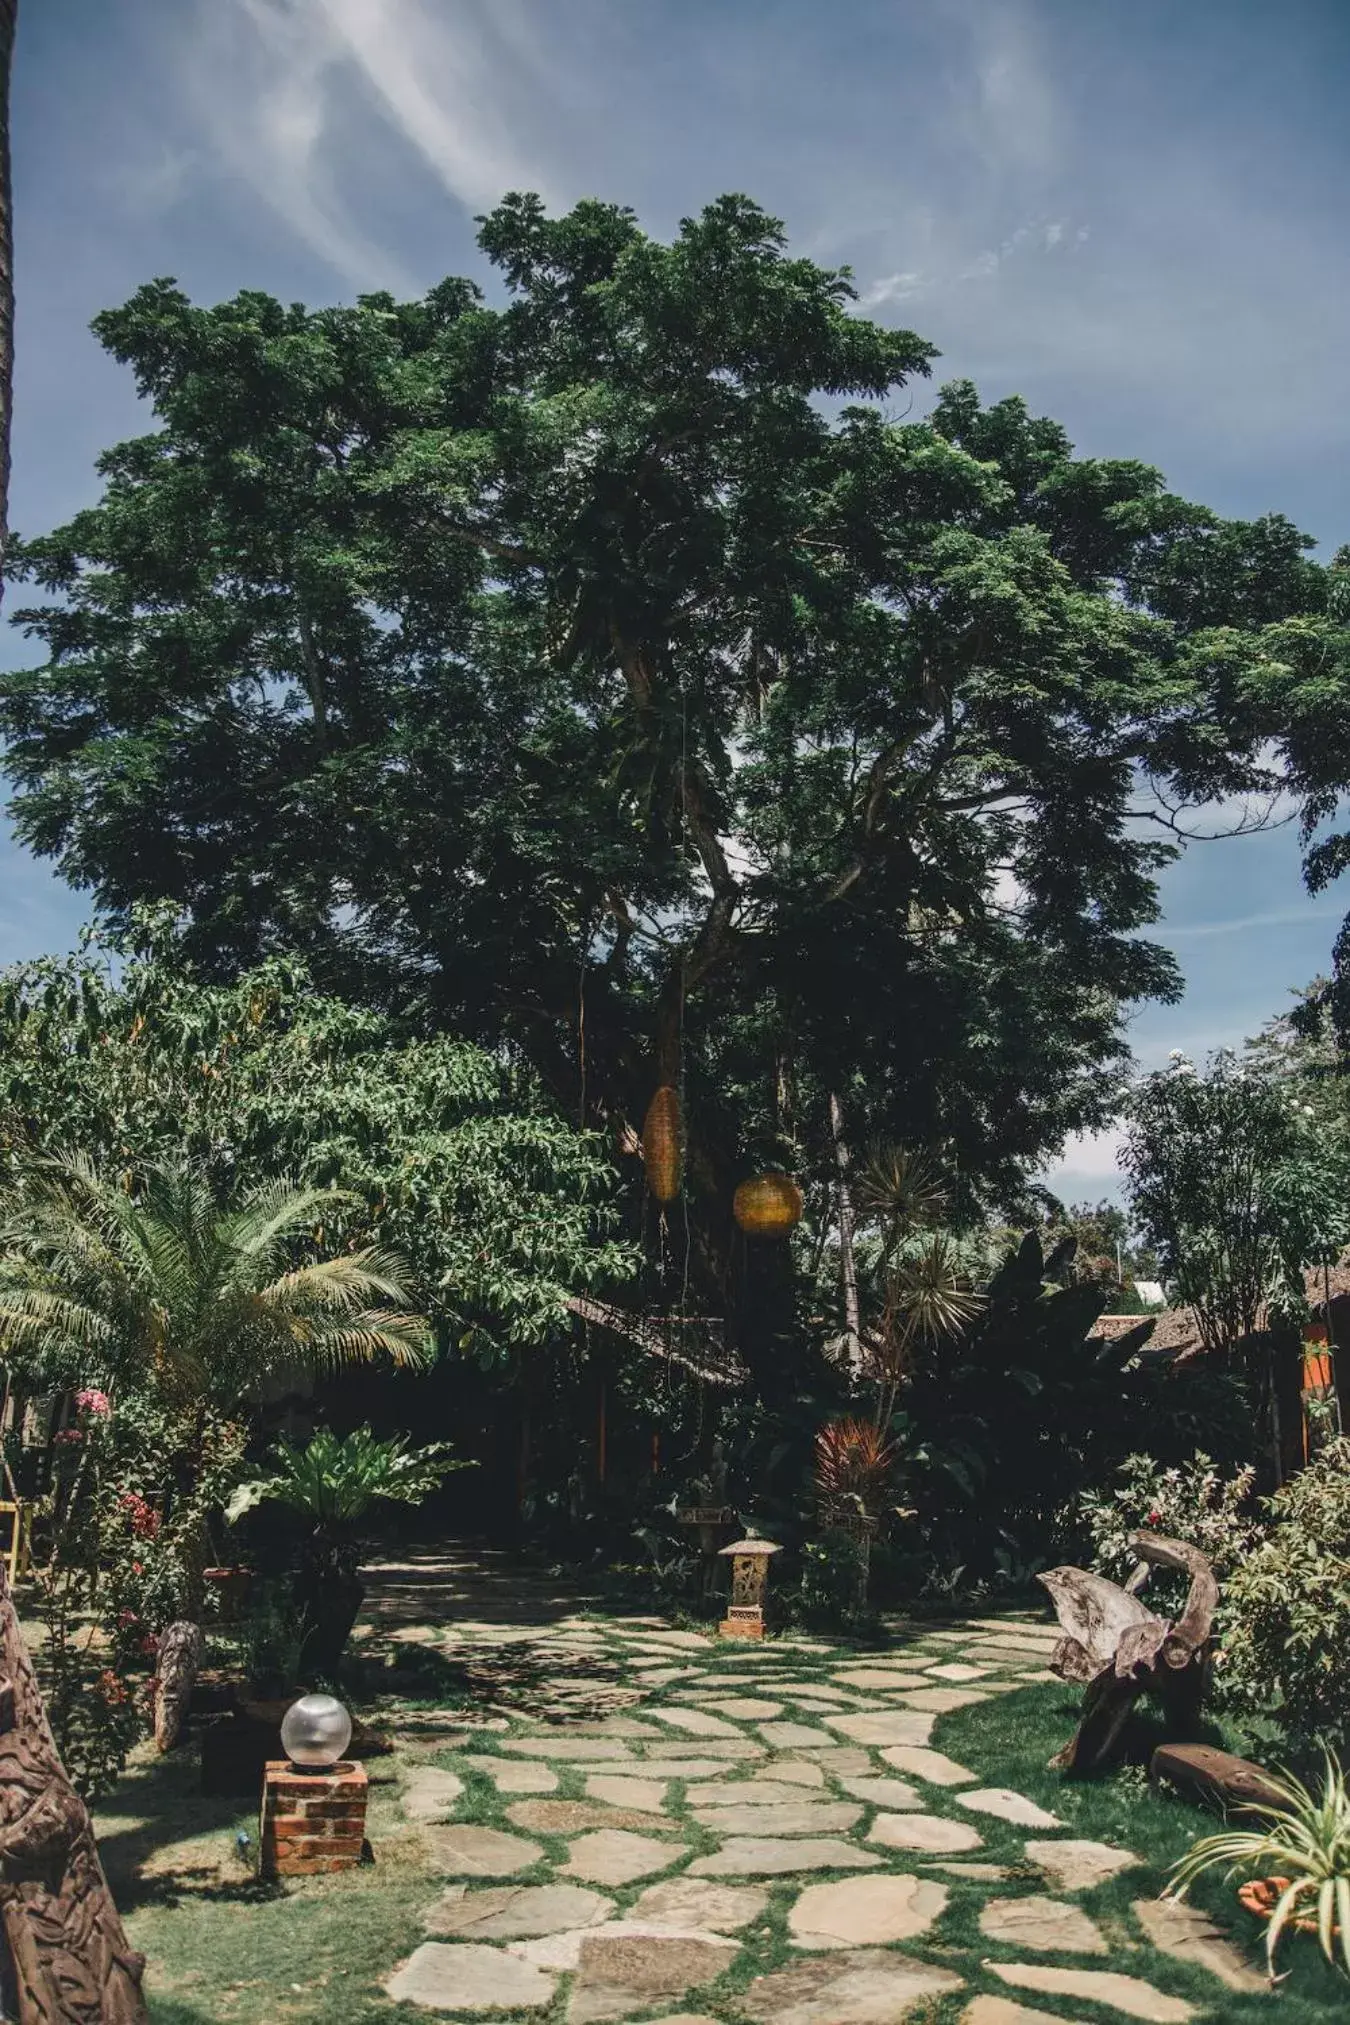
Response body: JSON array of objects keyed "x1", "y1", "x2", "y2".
[
  {"x1": 642, "y1": 1085, "x2": 683, "y2": 1203},
  {"x1": 733, "y1": 1173, "x2": 804, "y2": 1237}
]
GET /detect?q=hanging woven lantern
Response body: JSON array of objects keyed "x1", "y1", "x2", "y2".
[
  {"x1": 642, "y1": 1085, "x2": 683, "y2": 1202},
  {"x1": 733, "y1": 1172, "x2": 804, "y2": 1237}
]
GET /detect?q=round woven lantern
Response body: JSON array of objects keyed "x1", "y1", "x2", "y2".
[
  {"x1": 642, "y1": 1085, "x2": 683, "y2": 1202},
  {"x1": 733, "y1": 1173, "x2": 804, "y2": 1237}
]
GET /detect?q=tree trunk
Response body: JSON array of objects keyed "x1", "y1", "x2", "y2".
[
  {"x1": 0, "y1": 1564, "x2": 148, "y2": 2024},
  {"x1": 153, "y1": 1621, "x2": 203, "y2": 1753},
  {"x1": 0, "y1": 0, "x2": 14, "y2": 592},
  {"x1": 829, "y1": 1093, "x2": 862, "y2": 1376}
]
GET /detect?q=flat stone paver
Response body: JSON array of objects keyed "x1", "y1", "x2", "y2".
[
  {"x1": 567, "y1": 1932, "x2": 739, "y2": 2025},
  {"x1": 868, "y1": 1812, "x2": 983, "y2": 1854},
  {"x1": 925, "y1": 1662, "x2": 990, "y2": 1682},
  {"x1": 636, "y1": 1756, "x2": 758, "y2": 1778},
  {"x1": 385, "y1": 1942, "x2": 556, "y2": 2013},
  {"x1": 1025, "y1": 1839, "x2": 1143, "y2": 1891},
  {"x1": 478, "y1": 1758, "x2": 559, "y2": 1793},
  {"x1": 880, "y1": 1745, "x2": 977, "y2": 1785},
  {"x1": 833, "y1": 1668, "x2": 930, "y2": 1690},
  {"x1": 839, "y1": 1775, "x2": 924, "y2": 1810},
  {"x1": 828, "y1": 1711, "x2": 935, "y2": 1747},
  {"x1": 630, "y1": 1877, "x2": 769, "y2": 1931},
  {"x1": 423, "y1": 1824, "x2": 545, "y2": 1876},
  {"x1": 424, "y1": 1882, "x2": 613, "y2": 1939},
  {"x1": 924, "y1": 1861, "x2": 1015, "y2": 1882},
  {"x1": 640, "y1": 1737, "x2": 765, "y2": 1759},
  {"x1": 956, "y1": 1788, "x2": 1065, "y2": 1829},
  {"x1": 738, "y1": 1949, "x2": 963, "y2": 2023},
  {"x1": 690, "y1": 1836, "x2": 882, "y2": 1877},
  {"x1": 686, "y1": 1779, "x2": 841, "y2": 1807},
  {"x1": 507, "y1": 1798, "x2": 676, "y2": 1835},
  {"x1": 756, "y1": 1759, "x2": 826, "y2": 1787},
  {"x1": 584, "y1": 1773, "x2": 670, "y2": 1811},
  {"x1": 758, "y1": 1721, "x2": 836, "y2": 1748},
  {"x1": 1132, "y1": 1898, "x2": 1267, "y2": 1992},
  {"x1": 896, "y1": 1686, "x2": 990, "y2": 1712},
  {"x1": 980, "y1": 1895, "x2": 1108, "y2": 1954},
  {"x1": 987, "y1": 1962, "x2": 1195, "y2": 2023},
  {"x1": 649, "y1": 1706, "x2": 746, "y2": 1737},
  {"x1": 401, "y1": 1766, "x2": 465, "y2": 1822},
  {"x1": 690, "y1": 1799, "x2": 863, "y2": 1836},
  {"x1": 693, "y1": 1696, "x2": 784, "y2": 1718},
  {"x1": 560, "y1": 1828, "x2": 683, "y2": 1885},
  {"x1": 963, "y1": 1999, "x2": 1085, "y2": 2024},
  {"x1": 637, "y1": 1666, "x2": 702, "y2": 1686},
  {"x1": 788, "y1": 1873, "x2": 948, "y2": 1951},
  {"x1": 501, "y1": 1737, "x2": 636, "y2": 1761}
]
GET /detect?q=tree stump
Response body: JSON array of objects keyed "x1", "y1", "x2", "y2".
[
  {"x1": 1037, "y1": 1532, "x2": 1218, "y2": 1775},
  {"x1": 0, "y1": 1565, "x2": 147, "y2": 2023}
]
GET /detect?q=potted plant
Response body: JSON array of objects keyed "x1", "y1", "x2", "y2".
[
  {"x1": 1166, "y1": 1751, "x2": 1350, "y2": 1977},
  {"x1": 226, "y1": 1425, "x2": 463, "y2": 1676}
]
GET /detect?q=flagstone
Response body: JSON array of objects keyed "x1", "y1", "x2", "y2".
[
  {"x1": 649, "y1": 1706, "x2": 751, "y2": 1738},
  {"x1": 508, "y1": 1798, "x2": 677, "y2": 1836},
  {"x1": 758, "y1": 1721, "x2": 836, "y2": 1748},
  {"x1": 636, "y1": 1666, "x2": 703, "y2": 1686},
  {"x1": 956, "y1": 1788, "x2": 1066, "y2": 1829},
  {"x1": 923, "y1": 1861, "x2": 1016, "y2": 1882},
  {"x1": 500, "y1": 1737, "x2": 636, "y2": 1761},
  {"x1": 804, "y1": 1745, "x2": 874, "y2": 1773},
  {"x1": 925, "y1": 1662, "x2": 990, "y2": 1681},
  {"x1": 838, "y1": 1775, "x2": 924, "y2": 1810},
  {"x1": 987, "y1": 1962, "x2": 1195, "y2": 2022},
  {"x1": 560, "y1": 1828, "x2": 684, "y2": 1885},
  {"x1": 788, "y1": 1872, "x2": 948, "y2": 1950},
  {"x1": 896, "y1": 1686, "x2": 990, "y2": 1713},
  {"x1": 423, "y1": 1824, "x2": 545, "y2": 1877},
  {"x1": 1131, "y1": 1897, "x2": 1267, "y2": 1992},
  {"x1": 639, "y1": 1736, "x2": 764, "y2": 1759},
  {"x1": 690, "y1": 1799, "x2": 864, "y2": 1836},
  {"x1": 738, "y1": 1948, "x2": 963, "y2": 2023},
  {"x1": 1024, "y1": 1840, "x2": 1143, "y2": 1891},
  {"x1": 693, "y1": 1696, "x2": 784, "y2": 1719},
  {"x1": 868, "y1": 1813, "x2": 983, "y2": 1854},
  {"x1": 634, "y1": 1756, "x2": 755, "y2": 1778},
  {"x1": 980, "y1": 1895, "x2": 1108, "y2": 1954},
  {"x1": 754, "y1": 1758, "x2": 825, "y2": 1787},
  {"x1": 689, "y1": 1836, "x2": 882, "y2": 1877},
  {"x1": 424, "y1": 1883, "x2": 614, "y2": 1940},
  {"x1": 833, "y1": 1668, "x2": 930, "y2": 1691},
  {"x1": 385, "y1": 1942, "x2": 556, "y2": 2013},
  {"x1": 828, "y1": 1710, "x2": 936, "y2": 1747},
  {"x1": 566, "y1": 1932, "x2": 739, "y2": 2025},
  {"x1": 879, "y1": 1745, "x2": 977, "y2": 1786},
  {"x1": 478, "y1": 1758, "x2": 559, "y2": 1794},
  {"x1": 400, "y1": 1766, "x2": 465, "y2": 1822},
  {"x1": 584, "y1": 1774, "x2": 671, "y2": 1812},
  {"x1": 962, "y1": 1999, "x2": 1085, "y2": 2024},
  {"x1": 630, "y1": 1877, "x2": 769, "y2": 1931},
  {"x1": 687, "y1": 1780, "x2": 842, "y2": 1808}
]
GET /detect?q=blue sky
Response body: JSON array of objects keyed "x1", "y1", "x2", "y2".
[{"x1": 5, "y1": 0, "x2": 1350, "y2": 1195}]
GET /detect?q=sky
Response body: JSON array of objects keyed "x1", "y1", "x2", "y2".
[{"x1": 4, "y1": 0, "x2": 1350, "y2": 1197}]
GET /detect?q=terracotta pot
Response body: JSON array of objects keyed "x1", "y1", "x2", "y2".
[{"x1": 1238, "y1": 1876, "x2": 1329, "y2": 1936}]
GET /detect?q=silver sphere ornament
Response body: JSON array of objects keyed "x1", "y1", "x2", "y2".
[{"x1": 280, "y1": 1692, "x2": 353, "y2": 1770}]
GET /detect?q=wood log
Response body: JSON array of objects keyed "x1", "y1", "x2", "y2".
[
  {"x1": 1037, "y1": 1532, "x2": 1219, "y2": 1775},
  {"x1": 0, "y1": 1565, "x2": 147, "y2": 2023},
  {"x1": 152, "y1": 1621, "x2": 203, "y2": 1754},
  {"x1": 1150, "y1": 1741, "x2": 1287, "y2": 1816}
]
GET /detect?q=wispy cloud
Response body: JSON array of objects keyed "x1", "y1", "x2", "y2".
[{"x1": 1153, "y1": 903, "x2": 1343, "y2": 941}]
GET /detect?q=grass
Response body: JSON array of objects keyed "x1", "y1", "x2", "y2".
[{"x1": 89, "y1": 1606, "x2": 1350, "y2": 2023}]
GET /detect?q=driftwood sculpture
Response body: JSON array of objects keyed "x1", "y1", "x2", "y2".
[
  {"x1": 152, "y1": 1621, "x2": 202, "y2": 1754},
  {"x1": 0, "y1": 1565, "x2": 147, "y2": 2023},
  {"x1": 1037, "y1": 1531, "x2": 1219, "y2": 1775}
]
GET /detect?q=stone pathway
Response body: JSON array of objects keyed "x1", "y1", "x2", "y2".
[{"x1": 362, "y1": 1587, "x2": 1265, "y2": 2020}]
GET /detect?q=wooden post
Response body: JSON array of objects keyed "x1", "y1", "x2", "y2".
[
  {"x1": 0, "y1": 1564, "x2": 148, "y2": 2023},
  {"x1": 829, "y1": 1093, "x2": 862, "y2": 1375}
]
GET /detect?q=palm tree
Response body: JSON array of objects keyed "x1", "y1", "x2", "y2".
[{"x1": 0, "y1": 1155, "x2": 432, "y2": 1409}]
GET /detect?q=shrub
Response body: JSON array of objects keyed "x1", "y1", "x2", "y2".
[
  {"x1": 1075, "y1": 1450, "x2": 1261, "y2": 1615},
  {"x1": 1220, "y1": 1437, "x2": 1350, "y2": 1755}
]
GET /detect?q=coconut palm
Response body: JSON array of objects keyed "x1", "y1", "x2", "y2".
[{"x1": 0, "y1": 1156, "x2": 432, "y2": 1409}]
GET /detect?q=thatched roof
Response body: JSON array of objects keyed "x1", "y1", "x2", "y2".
[{"x1": 1090, "y1": 1259, "x2": 1350, "y2": 1359}]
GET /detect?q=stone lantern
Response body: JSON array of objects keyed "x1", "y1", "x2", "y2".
[{"x1": 717, "y1": 1533, "x2": 782, "y2": 1640}]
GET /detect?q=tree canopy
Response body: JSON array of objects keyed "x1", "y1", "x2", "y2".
[
  {"x1": 4, "y1": 191, "x2": 1348, "y2": 1278},
  {"x1": 0, "y1": 914, "x2": 634, "y2": 1355}
]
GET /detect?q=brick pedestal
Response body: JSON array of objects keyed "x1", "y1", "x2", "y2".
[
  {"x1": 260, "y1": 1759, "x2": 368, "y2": 1877},
  {"x1": 718, "y1": 1604, "x2": 765, "y2": 1640}
]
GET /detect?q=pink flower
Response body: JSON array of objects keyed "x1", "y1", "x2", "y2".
[
  {"x1": 1147, "y1": 1509, "x2": 1162, "y2": 1526},
  {"x1": 75, "y1": 1388, "x2": 111, "y2": 1417},
  {"x1": 53, "y1": 1428, "x2": 83, "y2": 1447},
  {"x1": 132, "y1": 1561, "x2": 142, "y2": 1577},
  {"x1": 117, "y1": 1609, "x2": 138, "y2": 1630}
]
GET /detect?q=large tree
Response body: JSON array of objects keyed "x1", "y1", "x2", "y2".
[{"x1": 3, "y1": 193, "x2": 1346, "y2": 1354}]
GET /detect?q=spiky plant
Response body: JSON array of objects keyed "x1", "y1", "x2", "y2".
[
  {"x1": 858, "y1": 1144, "x2": 949, "y2": 1250},
  {"x1": 813, "y1": 1416, "x2": 897, "y2": 1522},
  {"x1": 866, "y1": 1233, "x2": 985, "y2": 1425},
  {"x1": 1166, "y1": 1752, "x2": 1350, "y2": 1977},
  {"x1": 0, "y1": 1155, "x2": 431, "y2": 1409}
]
